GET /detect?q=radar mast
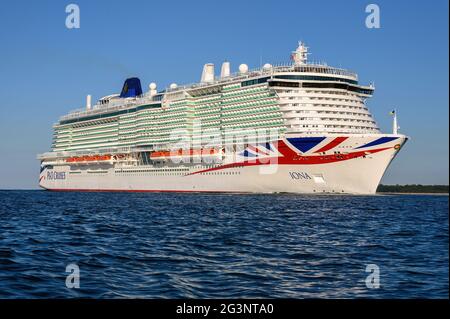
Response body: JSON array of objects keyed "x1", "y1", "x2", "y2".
[{"x1": 291, "y1": 41, "x2": 309, "y2": 65}]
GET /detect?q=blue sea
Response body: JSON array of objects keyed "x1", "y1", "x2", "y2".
[{"x1": 0, "y1": 190, "x2": 448, "y2": 298}]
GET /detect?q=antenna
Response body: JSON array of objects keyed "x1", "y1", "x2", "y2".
[
  {"x1": 391, "y1": 109, "x2": 399, "y2": 135},
  {"x1": 291, "y1": 41, "x2": 309, "y2": 66}
]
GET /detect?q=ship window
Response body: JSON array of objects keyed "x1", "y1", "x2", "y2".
[
  {"x1": 269, "y1": 81, "x2": 299, "y2": 88},
  {"x1": 241, "y1": 77, "x2": 269, "y2": 87},
  {"x1": 274, "y1": 75, "x2": 358, "y2": 85},
  {"x1": 301, "y1": 82, "x2": 373, "y2": 95}
]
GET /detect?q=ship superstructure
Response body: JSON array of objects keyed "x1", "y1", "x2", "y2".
[{"x1": 38, "y1": 42, "x2": 407, "y2": 194}]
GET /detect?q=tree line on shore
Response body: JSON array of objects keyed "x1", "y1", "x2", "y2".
[{"x1": 377, "y1": 184, "x2": 449, "y2": 193}]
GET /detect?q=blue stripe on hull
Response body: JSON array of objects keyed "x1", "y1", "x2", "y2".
[
  {"x1": 287, "y1": 137, "x2": 326, "y2": 153},
  {"x1": 355, "y1": 137, "x2": 398, "y2": 149}
]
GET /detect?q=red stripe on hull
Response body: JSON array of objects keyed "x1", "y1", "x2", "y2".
[
  {"x1": 188, "y1": 147, "x2": 391, "y2": 176},
  {"x1": 314, "y1": 137, "x2": 349, "y2": 153}
]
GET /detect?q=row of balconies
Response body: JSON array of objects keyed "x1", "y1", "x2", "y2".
[
  {"x1": 284, "y1": 118, "x2": 377, "y2": 127},
  {"x1": 282, "y1": 112, "x2": 374, "y2": 122}
]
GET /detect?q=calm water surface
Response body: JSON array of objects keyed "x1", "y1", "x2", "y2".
[{"x1": 0, "y1": 191, "x2": 448, "y2": 298}]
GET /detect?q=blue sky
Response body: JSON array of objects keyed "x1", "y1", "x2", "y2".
[{"x1": 0, "y1": 0, "x2": 448, "y2": 189}]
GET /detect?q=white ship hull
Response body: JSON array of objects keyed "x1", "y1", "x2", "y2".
[{"x1": 39, "y1": 134, "x2": 407, "y2": 195}]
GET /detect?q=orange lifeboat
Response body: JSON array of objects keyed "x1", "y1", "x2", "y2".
[
  {"x1": 150, "y1": 151, "x2": 172, "y2": 159},
  {"x1": 201, "y1": 148, "x2": 218, "y2": 156},
  {"x1": 150, "y1": 149, "x2": 222, "y2": 159},
  {"x1": 98, "y1": 155, "x2": 111, "y2": 161},
  {"x1": 66, "y1": 154, "x2": 113, "y2": 163}
]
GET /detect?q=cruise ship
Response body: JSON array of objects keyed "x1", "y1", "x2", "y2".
[{"x1": 38, "y1": 42, "x2": 408, "y2": 194}]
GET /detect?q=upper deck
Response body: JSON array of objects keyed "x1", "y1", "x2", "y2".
[{"x1": 58, "y1": 61, "x2": 363, "y2": 125}]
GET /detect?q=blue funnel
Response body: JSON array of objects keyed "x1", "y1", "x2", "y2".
[{"x1": 119, "y1": 77, "x2": 143, "y2": 98}]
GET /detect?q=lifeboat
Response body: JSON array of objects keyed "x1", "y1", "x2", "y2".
[
  {"x1": 201, "y1": 148, "x2": 218, "y2": 156},
  {"x1": 150, "y1": 148, "x2": 220, "y2": 159},
  {"x1": 65, "y1": 154, "x2": 112, "y2": 163},
  {"x1": 150, "y1": 151, "x2": 170, "y2": 159},
  {"x1": 98, "y1": 155, "x2": 111, "y2": 161}
]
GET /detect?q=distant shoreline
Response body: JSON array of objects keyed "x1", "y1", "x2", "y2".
[
  {"x1": 377, "y1": 192, "x2": 449, "y2": 196},
  {"x1": 376, "y1": 184, "x2": 449, "y2": 195}
]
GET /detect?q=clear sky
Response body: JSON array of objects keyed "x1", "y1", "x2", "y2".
[{"x1": 0, "y1": 0, "x2": 448, "y2": 189}]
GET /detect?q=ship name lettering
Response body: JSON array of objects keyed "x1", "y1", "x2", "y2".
[{"x1": 289, "y1": 171, "x2": 312, "y2": 180}]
